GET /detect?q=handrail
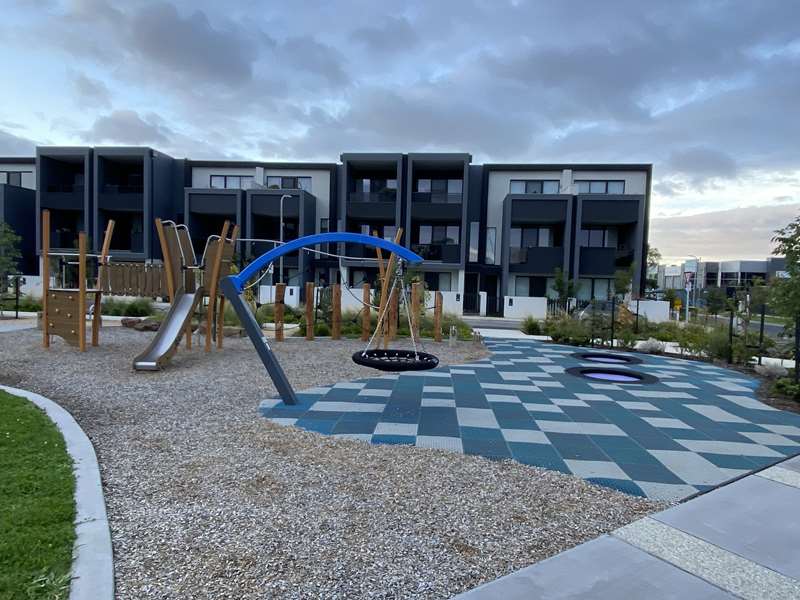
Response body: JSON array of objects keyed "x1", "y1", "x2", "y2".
[{"x1": 228, "y1": 232, "x2": 422, "y2": 293}]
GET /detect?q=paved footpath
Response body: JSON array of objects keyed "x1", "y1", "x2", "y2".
[{"x1": 456, "y1": 454, "x2": 800, "y2": 599}]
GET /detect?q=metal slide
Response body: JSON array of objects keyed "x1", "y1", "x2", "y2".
[{"x1": 133, "y1": 291, "x2": 202, "y2": 371}]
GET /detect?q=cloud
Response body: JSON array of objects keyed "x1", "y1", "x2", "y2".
[
  {"x1": 0, "y1": 129, "x2": 37, "y2": 155},
  {"x1": 72, "y1": 72, "x2": 112, "y2": 108},
  {"x1": 667, "y1": 146, "x2": 738, "y2": 180},
  {"x1": 349, "y1": 16, "x2": 419, "y2": 54},
  {"x1": 650, "y1": 203, "x2": 800, "y2": 261},
  {"x1": 82, "y1": 110, "x2": 172, "y2": 145}
]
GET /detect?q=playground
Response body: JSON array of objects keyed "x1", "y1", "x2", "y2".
[{"x1": 5, "y1": 220, "x2": 800, "y2": 598}]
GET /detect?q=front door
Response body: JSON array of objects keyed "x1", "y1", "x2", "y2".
[
  {"x1": 464, "y1": 272, "x2": 479, "y2": 314},
  {"x1": 482, "y1": 274, "x2": 500, "y2": 316}
]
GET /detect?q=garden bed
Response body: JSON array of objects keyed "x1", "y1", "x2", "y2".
[{"x1": 0, "y1": 328, "x2": 663, "y2": 599}]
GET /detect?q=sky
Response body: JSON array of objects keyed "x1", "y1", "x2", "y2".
[{"x1": 0, "y1": 0, "x2": 798, "y2": 261}]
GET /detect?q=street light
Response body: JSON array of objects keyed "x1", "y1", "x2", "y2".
[
  {"x1": 279, "y1": 193, "x2": 292, "y2": 285},
  {"x1": 684, "y1": 254, "x2": 701, "y2": 323}
]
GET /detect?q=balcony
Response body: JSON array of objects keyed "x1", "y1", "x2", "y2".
[
  {"x1": 349, "y1": 191, "x2": 397, "y2": 203},
  {"x1": 411, "y1": 243, "x2": 460, "y2": 263},
  {"x1": 579, "y1": 247, "x2": 617, "y2": 276},
  {"x1": 347, "y1": 192, "x2": 396, "y2": 220},
  {"x1": 509, "y1": 247, "x2": 564, "y2": 274},
  {"x1": 412, "y1": 192, "x2": 462, "y2": 204},
  {"x1": 410, "y1": 193, "x2": 463, "y2": 221},
  {"x1": 580, "y1": 198, "x2": 641, "y2": 224}
]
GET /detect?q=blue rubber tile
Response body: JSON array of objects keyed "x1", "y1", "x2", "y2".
[
  {"x1": 560, "y1": 406, "x2": 610, "y2": 424},
  {"x1": 338, "y1": 411, "x2": 386, "y2": 422},
  {"x1": 463, "y1": 437, "x2": 511, "y2": 460},
  {"x1": 371, "y1": 435, "x2": 416, "y2": 446},
  {"x1": 656, "y1": 427, "x2": 712, "y2": 441},
  {"x1": 546, "y1": 433, "x2": 609, "y2": 461},
  {"x1": 418, "y1": 407, "x2": 459, "y2": 437},
  {"x1": 698, "y1": 452, "x2": 761, "y2": 469},
  {"x1": 300, "y1": 410, "x2": 345, "y2": 421},
  {"x1": 333, "y1": 419, "x2": 379, "y2": 435},
  {"x1": 497, "y1": 417, "x2": 541, "y2": 431},
  {"x1": 591, "y1": 434, "x2": 644, "y2": 450},
  {"x1": 321, "y1": 388, "x2": 363, "y2": 401},
  {"x1": 460, "y1": 426, "x2": 506, "y2": 441},
  {"x1": 617, "y1": 462, "x2": 685, "y2": 484},
  {"x1": 623, "y1": 431, "x2": 687, "y2": 451},
  {"x1": 587, "y1": 478, "x2": 646, "y2": 497},
  {"x1": 295, "y1": 419, "x2": 338, "y2": 434},
  {"x1": 742, "y1": 455, "x2": 786, "y2": 469},
  {"x1": 509, "y1": 443, "x2": 570, "y2": 473},
  {"x1": 595, "y1": 444, "x2": 662, "y2": 466},
  {"x1": 526, "y1": 410, "x2": 573, "y2": 422}
]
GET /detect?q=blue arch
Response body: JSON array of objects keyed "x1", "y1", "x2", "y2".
[{"x1": 227, "y1": 232, "x2": 423, "y2": 293}]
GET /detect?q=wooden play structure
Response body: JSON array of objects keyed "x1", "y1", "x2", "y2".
[
  {"x1": 41, "y1": 209, "x2": 115, "y2": 351},
  {"x1": 132, "y1": 219, "x2": 239, "y2": 370}
]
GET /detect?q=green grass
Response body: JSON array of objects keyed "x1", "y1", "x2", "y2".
[{"x1": 0, "y1": 391, "x2": 76, "y2": 600}]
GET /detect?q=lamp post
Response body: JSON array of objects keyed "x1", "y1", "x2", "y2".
[
  {"x1": 279, "y1": 193, "x2": 291, "y2": 285},
  {"x1": 684, "y1": 254, "x2": 700, "y2": 323}
]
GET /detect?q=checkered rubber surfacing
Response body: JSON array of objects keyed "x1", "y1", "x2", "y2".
[{"x1": 260, "y1": 338, "x2": 800, "y2": 501}]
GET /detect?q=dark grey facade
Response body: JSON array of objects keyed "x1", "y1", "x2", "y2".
[{"x1": 0, "y1": 183, "x2": 36, "y2": 274}]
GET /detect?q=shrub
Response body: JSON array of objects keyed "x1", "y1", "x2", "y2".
[
  {"x1": 647, "y1": 321, "x2": 682, "y2": 342},
  {"x1": 521, "y1": 316, "x2": 541, "y2": 336},
  {"x1": 102, "y1": 297, "x2": 154, "y2": 317},
  {"x1": 676, "y1": 324, "x2": 708, "y2": 357},
  {"x1": 615, "y1": 327, "x2": 638, "y2": 350},
  {"x1": 314, "y1": 322, "x2": 331, "y2": 337},
  {"x1": 544, "y1": 316, "x2": 591, "y2": 346},
  {"x1": 638, "y1": 337, "x2": 666, "y2": 354},
  {"x1": 0, "y1": 294, "x2": 41, "y2": 312},
  {"x1": 772, "y1": 377, "x2": 800, "y2": 400},
  {"x1": 702, "y1": 328, "x2": 731, "y2": 362}
]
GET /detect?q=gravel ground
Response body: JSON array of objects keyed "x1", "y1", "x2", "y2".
[{"x1": 0, "y1": 328, "x2": 663, "y2": 599}]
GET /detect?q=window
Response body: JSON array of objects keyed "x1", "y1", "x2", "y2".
[
  {"x1": 360, "y1": 224, "x2": 370, "y2": 236},
  {"x1": 268, "y1": 175, "x2": 312, "y2": 191},
  {"x1": 510, "y1": 179, "x2": 560, "y2": 194},
  {"x1": 510, "y1": 226, "x2": 555, "y2": 250},
  {"x1": 383, "y1": 225, "x2": 398, "y2": 241},
  {"x1": 210, "y1": 174, "x2": 252, "y2": 189},
  {"x1": 486, "y1": 228, "x2": 496, "y2": 264},
  {"x1": 579, "y1": 227, "x2": 618, "y2": 248},
  {"x1": 439, "y1": 272, "x2": 452, "y2": 292},
  {"x1": 417, "y1": 179, "x2": 431, "y2": 192},
  {"x1": 6, "y1": 172, "x2": 22, "y2": 187},
  {"x1": 447, "y1": 179, "x2": 463, "y2": 194},
  {"x1": 445, "y1": 225, "x2": 459, "y2": 244},
  {"x1": 419, "y1": 225, "x2": 432, "y2": 244},
  {"x1": 515, "y1": 276, "x2": 530, "y2": 297},
  {"x1": 386, "y1": 179, "x2": 397, "y2": 190},
  {"x1": 575, "y1": 180, "x2": 625, "y2": 194},
  {"x1": 320, "y1": 218, "x2": 329, "y2": 234},
  {"x1": 468, "y1": 221, "x2": 479, "y2": 262}
]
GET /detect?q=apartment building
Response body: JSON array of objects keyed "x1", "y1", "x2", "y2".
[
  {"x1": 1, "y1": 146, "x2": 652, "y2": 316},
  {"x1": 658, "y1": 257, "x2": 787, "y2": 294}
]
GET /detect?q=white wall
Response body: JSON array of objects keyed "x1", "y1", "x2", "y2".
[
  {"x1": 341, "y1": 287, "x2": 375, "y2": 313},
  {"x1": 439, "y1": 291, "x2": 463, "y2": 315},
  {"x1": 504, "y1": 296, "x2": 548, "y2": 320},
  {"x1": 258, "y1": 285, "x2": 301, "y2": 308},
  {"x1": 191, "y1": 166, "x2": 257, "y2": 188},
  {"x1": 0, "y1": 164, "x2": 36, "y2": 189},
  {"x1": 629, "y1": 299, "x2": 670, "y2": 323},
  {"x1": 263, "y1": 168, "x2": 331, "y2": 233}
]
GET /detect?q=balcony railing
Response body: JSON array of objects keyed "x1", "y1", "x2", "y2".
[
  {"x1": 349, "y1": 191, "x2": 397, "y2": 203},
  {"x1": 102, "y1": 184, "x2": 144, "y2": 194},
  {"x1": 45, "y1": 184, "x2": 84, "y2": 193},
  {"x1": 412, "y1": 192, "x2": 462, "y2": 204},
  {"x1": 411, "y1": 243, "x2": 460, "y2": 262}
]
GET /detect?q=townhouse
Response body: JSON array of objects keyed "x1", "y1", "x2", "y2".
[{"x1": 0, "y1": 147, "x2": 652, "y2": 316}]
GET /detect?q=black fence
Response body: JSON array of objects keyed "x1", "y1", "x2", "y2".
[{"x1": 1, "y1": 275, "x2": 23, "y2": 319}]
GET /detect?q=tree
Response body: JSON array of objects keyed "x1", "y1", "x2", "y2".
[
  {"x1": 0, "y1": 222, "x2": 22, "y2": 287},
  {"x1": 552, "y1": 267, "x2": 575, "y2": 303},
  {"x1": 770, "y1": 216, "x2": 800, "y2": 318},
  {"x1": 613, "y1": 266, "x2": 634, "y2": 299},
  {"x1": 647, "y1": 245, "x2": 662, "y2": 269},
  {"x1": 664, "y1": 288, "x2": 677, "y2": 308},
  {"x1": 705, "y1": 286, "x2": 727, "y2": 317}
]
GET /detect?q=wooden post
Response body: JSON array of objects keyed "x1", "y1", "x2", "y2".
[
  {"x1": 410, "y1": 281, "x2": 421, "y2": 343},
  {"x1": 42, "y1": 210, "x2": 50, "y2": 349},
  {"x1": 378, "y1": 228, "x2": 403, "y2": 349},
  {"x1": 154, "y1": 219, "x2": 175, "y2": 303},
  {"x1": 92, "y1": 219, "x2": 115, "y2": 347},
  {"x1": 361, "y1": 283, "x2": 370, "y2": 341},
  {"x1": 389, "y1": 287, "x2": 399, "y2": 340},
  {"x1": 275, "y1": 283, "x2": 286, "y2": 341},
  {"x1": 305, "y1": 282, "x2": 315, "y2": 340},
  {"x1": 205, "y1": 221, "x2": 230, "y2": 352},
  {"x1": 78, "y1": 232, "x2": 87, "y2": 352},
  {"x1": 216, "y1": 296, "x2": 225, "y2": 349},
  {"x1": 434, "y1": 291, "x2": 443, "y2": 342},
  {"x1": 332, "y1": 284, "x2": 341, "y2": 340}
]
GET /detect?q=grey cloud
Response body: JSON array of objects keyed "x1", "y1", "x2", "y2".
[
  {"x1": 650, "y1": 203, "x2": 799, "y2": 260},
  {"x1": 82, "y1": 110, "x2": 172, "y2": 145},
  {"x1": 349, "y1": 16, "x2": 418, "y2": 54},
  {"x1": 72, "y1": 72, "x2": 112, "y2": 108},
  {"x1": 667, "y1": 146, "x2": 738, "y2": 180},
  {"x1": 0, "y1": 129, "x2": 37, "y2": 155},
  {"x1": 278, "y1": 36, "x2": 349, "y2": 87}
]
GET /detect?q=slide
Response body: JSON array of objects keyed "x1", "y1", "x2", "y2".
[{"x1": 133, "y1": 291, "x2": 202, "y2": 371}]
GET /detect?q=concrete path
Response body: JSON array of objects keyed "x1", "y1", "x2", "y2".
[{"x1": 456, "y1": 454, "x2": 800, "y2": 599}]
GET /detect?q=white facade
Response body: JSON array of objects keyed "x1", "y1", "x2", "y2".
[
  {"x1": 503, "y1": 296, "x2": 548, "y2": 320},
  {"x1": 191, "y1": 166, "x2": 257, "y2": 188},
  {"x1": 263, "y1": 167, "x2": 331, "y2": 234},
  {"x1": 0, "y1": 163, "x2": 36, "y2": 189}
]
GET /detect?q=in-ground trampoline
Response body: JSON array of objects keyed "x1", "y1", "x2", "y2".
[{"x1": 260, "y1": 337, "x2": 800, "y2": 501}]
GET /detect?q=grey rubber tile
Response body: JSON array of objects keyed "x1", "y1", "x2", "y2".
[
  {"x1": 757, "y1": 465, "x2": 800, "y2": 489},
  {"x1": 615, "y1": 517, "x2": 800, "y2": 600},
  {"x1": 781, "y1": 454, "x2": 800, "y2": 474},
  {"x1": 455, "y1": 535, "x2": 736, "y2": 599}
]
